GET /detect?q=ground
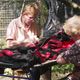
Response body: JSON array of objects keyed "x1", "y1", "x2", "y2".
[{"x1": 0, "y1": 72, "x2": 69, "y2": 80}]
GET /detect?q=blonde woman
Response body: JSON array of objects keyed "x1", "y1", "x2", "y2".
[
  {"x1": 6, "y1": 3, "x2": 41, "y2": 80},
  {"x1": 57, "y1": 15, "x2": 80, "y2": 80},
  {"x1": 6, "y1": 3, "x2": 40, "y2": 47}
]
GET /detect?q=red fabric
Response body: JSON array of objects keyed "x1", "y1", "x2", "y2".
[
  {"x1": 35, "y1": 49, "x2": 51, "y2": 62},
  {"x1": 35, "y1": 36, "x2": 75, "y2": 62},
  {"x1": 0, "y1": 50, "x2": 14, "y2": 57},
  {"x1": 51, "y1": 39, "x2": 75, "y2": 52},
  {"x1": 0, "y1": 34, "x2": 75, "y2": 63}
]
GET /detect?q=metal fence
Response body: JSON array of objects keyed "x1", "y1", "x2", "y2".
[{"x1": 0, "y1": 0, "x2": 36, "y2": 39}]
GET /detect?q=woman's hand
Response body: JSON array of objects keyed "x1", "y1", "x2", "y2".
[
  {"x1": 23, "y1": 39, "x2": 32, "y2": 43},
  {"x1": 12, "y1": 39, "x2": 31, "y2": 45},
  {"x1": 11, "y1": 41, "x2": 21, "y2": 45},
  {"x1": 24, "y1": 42, "x2": 36, "y2": 47},
  {"x1": 56, "y1": 54, "x2": 66, "y2": 64},
  {"x1": 10, "y1": 39, "x2": 36, "y2": 47}
]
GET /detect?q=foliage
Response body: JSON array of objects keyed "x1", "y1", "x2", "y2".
[
  {"x1": 38, "y1": 0, "x2": 48, "y2": 27},
  {"x1": 52, "y1": 64, "x2": 74, "y2": 74},
  {"x1": 0, "y1": 38, "x2": 7, "y2": 49}
]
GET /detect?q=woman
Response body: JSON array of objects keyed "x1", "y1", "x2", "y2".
[
  {"x1": 6, "y1": 3, "x2": 41, "y2": 80},
  {"x1": 6, "y1": 3, "x2": 40, "y2": 48},
  {"x1": 57, "y1": 15, "x2": 80, "y2": 80}
]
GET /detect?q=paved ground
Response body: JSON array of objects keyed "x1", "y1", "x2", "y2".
[
  {"x1": 0, "y1": 68, "x2": 29, "y2": 80},
  {"x1": 0, "y1": 68, "x2": 69, "y2": 80},
  {"x1": 0, "y1": 73, "x2": 69, "y2": 80}
]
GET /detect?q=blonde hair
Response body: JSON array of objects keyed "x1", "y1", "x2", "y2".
[
  {"x1": 22, "y1": 3, "x2": 39, "y2": 17},
  {"x1": 63, "y1": 15, "x2": 80, "y2": 35}
]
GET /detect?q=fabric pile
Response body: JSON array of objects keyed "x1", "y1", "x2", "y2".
[{"x1": 0, "y1": 31, "x2": 75, "y2": 68}]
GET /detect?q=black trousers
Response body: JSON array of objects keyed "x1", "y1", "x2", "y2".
[{"x1": 29, "y1": 68, "x2": 40, "y2": 80}]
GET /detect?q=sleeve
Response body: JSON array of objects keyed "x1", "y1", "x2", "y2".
[
  {"x1": 6, "y1": 19, "x2": 17, "y2": 40},
  {"x1": 61, "y1": 40, "x2": 80, "y2": 64}
]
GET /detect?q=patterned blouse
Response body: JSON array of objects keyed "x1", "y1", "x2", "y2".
[{"x1": 61, "y1": 40, "x2": 80, "y2": 65}]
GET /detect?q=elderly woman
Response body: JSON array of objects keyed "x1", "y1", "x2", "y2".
[{"x1": 57, "y1": 15, "x2": 80, "y2": 80}]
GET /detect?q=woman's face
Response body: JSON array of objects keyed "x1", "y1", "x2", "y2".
[
  {"x1": 22, "y1": 13, "x2": 35, "y2": 25},
  {"x1": 64, "y1": 28, "x2": 80, "y2": 40},
  {"x1": 63, "y1": 27, "x2": 72, "y2": 36}
]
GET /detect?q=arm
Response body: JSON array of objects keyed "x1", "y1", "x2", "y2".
[
  {"x1": 6, "y1": 19, "x2": 32, "y2": 47},
  {"x1": 7, "y1": 38, "x2": 37, "y2": 48},
  {"x1": 57, "y1": 40, "x2": 80, "y2": 64},
  {"x1": 6, "y1": 19, "x2": 18, "y2": 47}
]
